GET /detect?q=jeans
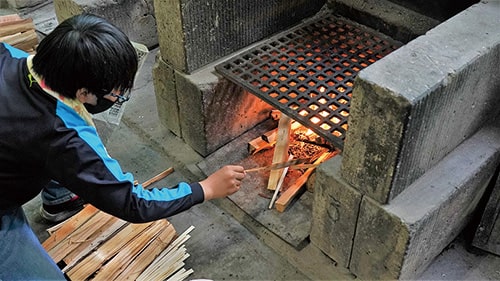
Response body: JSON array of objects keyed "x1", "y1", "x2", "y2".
[
  {"x1": 0, "y1": 207, "x2": 66, "y2": 280},
  {"x1": 41, "y1": 180, "x2": 77, "y2": 206}
]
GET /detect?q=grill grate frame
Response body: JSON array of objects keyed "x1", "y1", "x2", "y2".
[{"x1": 215, "y1": 13, "x2": 402, "y2": 149}]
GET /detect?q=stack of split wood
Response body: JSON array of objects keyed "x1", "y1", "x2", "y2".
[
  {"x1": 43, "y1": 205, "x2": 194, "y2": 281},
  {"x1": 0, "y1": 14, "x2": 38, "y2": 53},
  {"x1": 42, "y1": 168, "x2": 194, "y2": 281}
]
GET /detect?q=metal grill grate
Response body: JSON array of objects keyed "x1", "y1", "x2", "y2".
[{"x1": 215, "y1": 13, "x2": 402, "y2": 149}]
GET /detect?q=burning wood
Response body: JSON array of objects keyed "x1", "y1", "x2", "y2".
[{"x1": 246, "y1": 110, "x2": 339, "y2": 211}]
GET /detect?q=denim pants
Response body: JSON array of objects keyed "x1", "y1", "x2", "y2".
[
  {"x1": 41, "y1": 180, "x2": 77, "y2": 205},
  {"x1": 0, "y1": 207, "x2": 66, "y2": 280}
]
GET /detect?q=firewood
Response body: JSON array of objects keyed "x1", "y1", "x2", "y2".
[
  {"x1": 248, "y1": 136, "x2": 274, "y2": 155},
  {"x1": 275, "y1": 150, "x2": 339, "y2": 212},
  {"x1": 0, "y1": 18, "x2": 35, "y2": 37},
  {"x1": 113, "y1": 222, "x2": 177, "y2": 280},
  {"x1": 0, "y1": 29, "x2": 38, "y2": 52},
  {"x1": 61, "y1": 218, "x2": 127, "y2": 272},
  {"x1": 43, "y1": 205, "x2": 99, "y2": 249},
  {"x1": 0, "y1": 14, "x2": 21, "y2": 23},
  {"x1": 267, "y1": 114, "x2": 292, "y2": 190},
  {"x1": 269, "y1": 155, "x2": 293, "y2": 209},
  {"x1": 142, "y1": 167, "x2": 174, "y2": 188},
  {"x1": 47, "y1": 210, "x2": 117, "y2": 263},
  {"x1": 66, "y1": 221, "x2": 154, "y2": 280},
  {"x1": 91, "y1": 220, "x2": 168, "y2": 280}
]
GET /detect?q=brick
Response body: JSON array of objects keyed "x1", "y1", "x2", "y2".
[
  {"x1": 310, "y1": 156, "x2": 362, "y2": 268},
  {"x1": 341, "y1": 1, "x2": 500, "y2": 203},
  {"x1": 349, "y1": 123, "x2": 500, "y2": 279},
  {"x1": 54, "y1": 0, "x2": 157, "y2": 48},
  {"x1": 153, "y1": 0, "x2": 325, "y2": 73}
]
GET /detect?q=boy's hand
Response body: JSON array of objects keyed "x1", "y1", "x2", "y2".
[{"x1": 199, "y1": 165, "x2": 246, "y2": 200}]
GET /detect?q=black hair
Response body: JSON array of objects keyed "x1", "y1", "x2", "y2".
[{"x1": 32, "y1": 13, "x2": 138, "y2": 99}]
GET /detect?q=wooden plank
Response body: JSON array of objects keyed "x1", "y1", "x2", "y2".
[
  {"x1": 267, "y1": 114, "x2": 292, "y2": 190},
  {"x1": 47, "y1": 210, "x2": 116, "y2": 263},
  {"x1": 275, "y1": 150, "x2": 339, "y2": 212},
  {"x1": 92, "y1": 220, "x2": 168, "y2": 280},
  {"x1": 0, "y1": 14, "x2": 22, "y2": 23},
  {"x1": 67, "y1": 221, "x2": 154, "y2": 280},
  {"x1": 0, "y1": 18, "x2": 34, "y2": 37},
  {"x1": 113, "y1": 222, "x2": 177, "y2": 280},
  {"x1": 42, "y1": 204, "x2": 99, "y2": 251},
  {"x1": 61, "y1": 217, "x2": 128, "y2": 272},
  {"x1": 0, "y1": 29, "x2": 38, "y2": 52}
]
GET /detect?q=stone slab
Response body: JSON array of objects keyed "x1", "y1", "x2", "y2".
[
  {"x1": 53, "y1": 0, "x2": 157, "y2": 48},
  {"x1": 341, "y1": 1, "x2": 500, "y2": 203},
  {"x1": 350, "y1": 121, "x2": 500, "y2": 279},
  {"x1": 197, "y1": 119, "x2": 314, "y2": 249},
  {"x1": 310, "y1": 155, "x2": 362, "y2": 268},
  {"x1": 153, "y1": 0, "x2": 326, "y2": 73}
]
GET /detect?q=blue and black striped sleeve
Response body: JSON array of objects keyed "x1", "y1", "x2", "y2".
[{"x1": 46, "y1": 99, "x2": 205, "y2": 223}]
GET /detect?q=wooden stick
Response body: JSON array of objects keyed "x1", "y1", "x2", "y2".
[
  {"x1": 269, "y1": 155, "x2": 293, "y2": 209},
  {"x1": 142, "y1": 167, "x2": 174, "y2": 188},
  {"x1": 267, "y1": 114, "x2": 292, "y2": 190},
  {"x1": 275, "y1": 150, "x2": 339, "y2": 212}
]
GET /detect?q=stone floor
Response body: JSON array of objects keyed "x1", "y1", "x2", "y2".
[{"x1": 6, "y1": 2, "x2": 500, "y2": 280}]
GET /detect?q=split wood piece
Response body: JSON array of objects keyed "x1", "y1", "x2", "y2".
[
  {"x1": 42, "y1": 204, "x2": 99, "y2": 250},
  {"x1": 267, "y1": 114, "x2": 292, "y2": 190},
  {"x1": 0, "y1": 17, "x2": 35, "y2": 37},
  {"x1": 47, "y1": 210, "x2": 117, "y2": 263},
  {"x1": 66, "y1": 221, "x2": 154, "y2": 280},
  {"x1": 138, "y1": 226, "x2": 195, "y2": 281},
  {"x1": 167, "y1": 268, "x2": 195, "y2": 281},
  {"x1": 61, "y1": 217, "x2": 128, "y2": 273},
  {"x1": 248, "y1": 136, "x2": 274, "y2": 155},
  {"x1": 0, "y1": 28, "x2": 38, "y2": 53},
  {"x1": 113, "y1": 222, "x2": 177, "y2": 280},
  {"x1": 0, "y1": 14, "x2": 21, "y2": 23},
  {"x1": 142, "y1": 167, "x2": 174, "y2": 188},
  {"x1": 91, "y1": 219, "x2": 169, "y2": 280},
  {"x1": 275, "y1": 150, "x2": 339, "y2": 212},
  {"x1": 269, "y1": 154, "x2": 293, "y2": 209}
]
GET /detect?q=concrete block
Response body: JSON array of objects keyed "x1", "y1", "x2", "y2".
[
  {"x1": 152, "y1": 53, "x2": 181, "y2": 137},
  {"x1": 326, "y1": 0, "x2": 440, "y2": 43},
  {"x1": 53, "y1": 0, "x2": 157, "y2": 48},
  {"x1": 153, "y1": 57, "x2": 273, "y2": 156},
  {"x1": 175, "y1": 67, "x2": 273, "y2": 156},
  {"x1": 349, "y1": 122, "x2": 500, "y2": 279},
  {"x1": 341, "y1": 1, "x2": 500, "y2": 203},
  {"x1": 310, "y1": 155, "x2": 362, "y2": 268},
  {"x1": 472, "y1": 168, "x2": 500, "y2": 256},
  {"x1": 153, "y1": 0, "x2": 326, "y2": 74}
]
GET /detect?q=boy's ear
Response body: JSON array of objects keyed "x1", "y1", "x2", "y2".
[{"x1": 75, "y1": 88, "x2": 89, "y2": 102}]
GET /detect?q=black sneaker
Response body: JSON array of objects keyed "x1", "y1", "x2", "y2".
[{"x1": 40, "y1": 196, "x2": 86, "y2": 223}]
